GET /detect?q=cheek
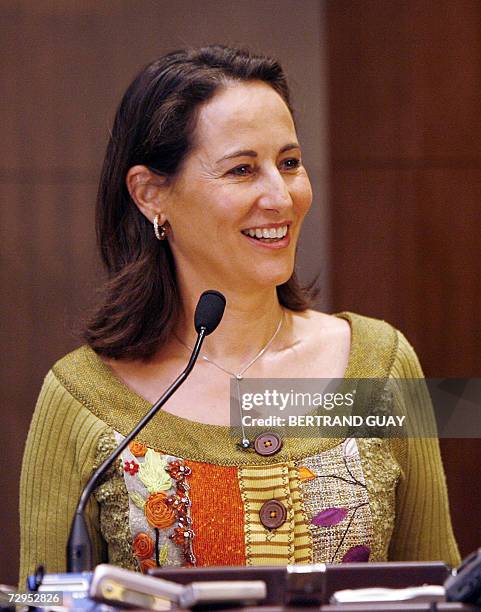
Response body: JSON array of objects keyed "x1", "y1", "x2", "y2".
[
  {"x1": 209, "y1": 191, "x2": 254, "y2": 228},
  {"x1": 293, "y1": 178, "x2": 313, "y2": 217}
]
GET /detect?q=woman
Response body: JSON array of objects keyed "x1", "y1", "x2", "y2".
[{"x1": 19, "y1": 45, "x2": 459, "y2": 585}]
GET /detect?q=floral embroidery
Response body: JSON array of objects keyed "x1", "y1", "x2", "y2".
[
  {"x1": 342, "y1": 544, "x2": 371, "y2": 562},
  {"x1": 132, "y1": 532, "x2": 155, "y2": 559},
  {"x1": 124, "y1": 460, "x2": 139, "y2": 475},
  {"x1": 158, "y1": 543, "x2": 169, "y2": 565},
  {"x1": 129, "y1": 491, "x2": 146, "y2": 510},
  {"x1": 140, "y1": 559, "x2": 157, "y2": 574},
  {"x1": 117, "y1": 436, "x2": 196, "y2": 569},
  {"x1": 312, "y1": 507, "x2": 348, "y2": 527},
  {"x1": 129, "y1": 441, "x2": 148, "y2": 457},
  {"x1": 145, "y1": 493, "x2": 176, "y2": 529},
  {"x1": 138, "y1": 450, "x2": 172, "y2": 493}
]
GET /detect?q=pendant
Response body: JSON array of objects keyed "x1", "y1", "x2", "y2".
[{"x1": 235, "y1": 374, "x2": 243, "y2": 380}]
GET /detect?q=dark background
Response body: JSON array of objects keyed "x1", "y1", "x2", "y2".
[{"x1": 1, "y1": 0, "x2": 480, "y2": 585}]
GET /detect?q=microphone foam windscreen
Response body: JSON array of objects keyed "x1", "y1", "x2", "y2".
[{"x1": 194, "y1": 290, "x2": 226, "y2": 335}]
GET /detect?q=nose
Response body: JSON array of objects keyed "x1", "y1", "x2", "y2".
[{"x1": 256, "y1": 167, "x2": 292, "y2": 212}]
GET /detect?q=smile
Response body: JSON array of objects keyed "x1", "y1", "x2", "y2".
[{"x1": 241, "y1": 224, "x2": 288, "y2": 241}]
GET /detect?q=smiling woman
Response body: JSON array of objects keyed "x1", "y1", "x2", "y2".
[{"x1": 19, "y1": 45, "x2": 459, "y2": 586}]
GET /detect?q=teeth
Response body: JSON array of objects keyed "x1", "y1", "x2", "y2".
[{"x1": 242, "y1": 225, "x2": 289, "y2": 239}]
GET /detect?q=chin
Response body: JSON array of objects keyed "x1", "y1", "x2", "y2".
[{"x1": 249, "y1": 265, "x2": 294, "y2": 290}]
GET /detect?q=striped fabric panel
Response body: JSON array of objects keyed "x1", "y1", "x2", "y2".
[
  {"x1": 239, "y1": 463, "x2": 294, "y2": 565},
  {"x1": 239, "y1": 463, "x2": 312, "y2": 565},
  {"x1": 288, "y1": 463, "x2": 313, "y2": 563},
  {"x1": 187, "y1": 461, "x2": 246, "y2": 566}
]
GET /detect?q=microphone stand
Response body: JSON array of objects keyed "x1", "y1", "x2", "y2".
[{"x1": 67, "y1": 327, "x2": 208, "y2": 573}]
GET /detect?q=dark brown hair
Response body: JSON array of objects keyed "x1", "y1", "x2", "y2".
[{"x1": 84, "y1": 44, "x2": 316, "y2": 360}]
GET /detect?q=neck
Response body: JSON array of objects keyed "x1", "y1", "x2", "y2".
[{"x1": 176, "y1": 284, "x2": 285, "y2": 367}]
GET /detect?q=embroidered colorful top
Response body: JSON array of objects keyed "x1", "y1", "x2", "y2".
[{"x1": 19, "y1": 313, "x2": 460, "y2": 586}]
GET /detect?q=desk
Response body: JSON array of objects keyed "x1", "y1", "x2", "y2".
[{"x1": 153, "y1": 563, "x2": 480, "y2": 611}]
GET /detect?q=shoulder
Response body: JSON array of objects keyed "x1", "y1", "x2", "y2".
[
  {"x1": 50, "y1": 344, "x2": 151, "y2": 435},
  {"x1": 52, "y1": 344, "x2": 97, "y2": 383},
  {"x1": 29, "y1": 346, "x2": 114, "y2": 441},
  {"x1": 295, "y1": 309, "x2": 395, "y2": 341},
  {"x1": 36, "y1": 348, "x2": 93, "y2": 420},
  {"x1": 346, "y1": 311, "x2": 423, "y2": 378},
  {"x1": 25, "y1": 351, "x2": 112, "y2": 478},
  {"x1": 302, "y1": 310, "x2": 423, "y2": 378},
  {"x1": 290, "y1": 309, "x2": 351, "y2": 345},
  {"x1": 51, "y1": 344, "x2": 129, "y2": 416}
]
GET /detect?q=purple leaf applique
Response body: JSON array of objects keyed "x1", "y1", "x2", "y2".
[
  {"x1": 342, "y1": 545, "x2": 371, "y2": 563},
  {"x1": 312, "y1": 507, "x2": 348, "y2": 527}
]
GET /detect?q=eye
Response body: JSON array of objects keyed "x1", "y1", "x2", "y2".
[
  {"x1": 281, "y1": 158, "x2": 301, "y2": 170},
  {"x1": 227, "y1": 164, "x2": 254, "y2": 177}
]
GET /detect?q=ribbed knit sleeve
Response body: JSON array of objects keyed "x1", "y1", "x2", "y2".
[
  {"x1": 19, "y1": 370, "x2": 109, "y2": 588},
  {"x1": 388, "y1": 331, "x2": 460, "y2": 567}
]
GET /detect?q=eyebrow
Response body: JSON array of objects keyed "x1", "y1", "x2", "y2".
[{"x1": 216, "y1": 142, "x2": 300, "y2": 163}]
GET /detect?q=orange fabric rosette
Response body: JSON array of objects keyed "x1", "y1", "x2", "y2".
[
  {"x1": 129, "y1": 440, "x2": 148, "y2": 457},
  {"x1": 132, "y1": 532, "x2": 155, "y2": 559},
  {"x1": 140, "y1": 558, "x2": 157, "y2": 574},
  {"x1": 145, "y1": 492, "x2": 176, "y2": 529}
]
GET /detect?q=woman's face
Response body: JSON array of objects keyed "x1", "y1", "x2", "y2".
[{"x1": 164, "y1": 80, "x2": 313, "y2": 293}]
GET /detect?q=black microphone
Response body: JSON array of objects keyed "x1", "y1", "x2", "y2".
[
  {"x1": 66, "y1": 290, "x2": 226, "y2": 573},
  {"x1": 194, "y1": 289, "x2": 226, "y2": 334}
]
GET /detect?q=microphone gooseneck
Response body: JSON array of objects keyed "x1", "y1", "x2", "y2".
[{"x1": 66, "y1": 290, "x2": 226, "y2": 573}]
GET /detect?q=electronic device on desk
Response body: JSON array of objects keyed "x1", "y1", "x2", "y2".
[
  {"x1": 445, "y1": 547, "x2": 481, "y2": 606},
  {"x1": 26, "y1": 566, "x2": 98, "y2": 611},
  {"x1": 152, "y1": 561, "x2": 451, "y2": 606},
  {"x1": 90, "y1": 564, "x2": 266, "y2": 609},
  {"x1": 26, "y1": 564, "x2": 267, "y2": 610},
  {"x1": 330, "y1": 584, "x2": 446, "y2": 604}
]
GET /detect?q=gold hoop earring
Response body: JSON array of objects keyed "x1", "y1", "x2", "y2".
[{"x1": 153, "y1": 214, "x2": 168, "y2": 240}]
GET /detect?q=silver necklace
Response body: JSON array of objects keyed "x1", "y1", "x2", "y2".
[{"x1": 175, "y1": 312, "x2": 284, "y2": 448}]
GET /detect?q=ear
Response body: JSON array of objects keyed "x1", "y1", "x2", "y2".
[{"x1": 126, "y1": 165, "x2": 169, "y2": 223}]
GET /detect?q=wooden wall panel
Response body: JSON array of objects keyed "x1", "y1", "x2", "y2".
[
  {"x1": 327, "y1": 0, "x2": 481, "y2": 558},
  {"x1": 331, "y1": 169, "x2": 418, "y2": 324},
  {"x1": 328, "y1": 0, "x2": 481, "y2": 162}
]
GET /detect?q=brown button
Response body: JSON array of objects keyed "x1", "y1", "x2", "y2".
[
  {"x1": 259, "y1": 500, "x2": 287, "y2": 530},
  {"x1": 254, "y1": 432, "x2": 282, "y2": 456}
]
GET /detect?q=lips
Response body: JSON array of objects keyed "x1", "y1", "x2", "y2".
[
  {"x1": 241, "y1": 222, "x2": 289, "y2": 243},
  {"x1": 240, "y1": 224, "x2": 291, "y2": 249},
  {"x1": 241, "y1": 224, "x2": 288, "y2": 240}
]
